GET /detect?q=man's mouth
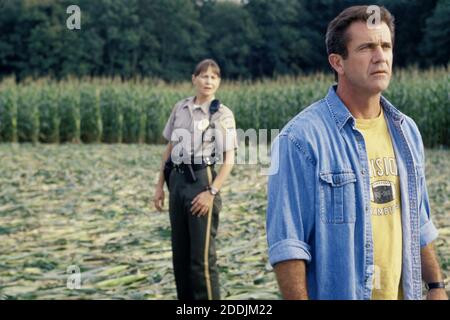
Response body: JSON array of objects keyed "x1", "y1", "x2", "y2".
[{"x1": 371, "y1": 70, "x2": 388, "y2": 75}]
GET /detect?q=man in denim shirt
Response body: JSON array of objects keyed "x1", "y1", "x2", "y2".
[{"x1": 266, "y1": 5, "x2": 448, "y2": 300}]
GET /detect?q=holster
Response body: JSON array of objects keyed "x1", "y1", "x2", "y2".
[
  {"x1": 163, "y1": 158, "x2": 174, "y2": 189},
  {"x1": 184, "y1": 164, "x2": 198, "y2": 183}
]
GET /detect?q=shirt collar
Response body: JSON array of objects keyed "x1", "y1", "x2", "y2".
[
  {"x1": 380, "y1": 95, "x2": 404, "y2": 123},
  {"x1": 325, "y1": 85, "x2": 404, "y2": 130},
  {"x1": 183, "y1": 96, "x2": 213, "y2": 115}
]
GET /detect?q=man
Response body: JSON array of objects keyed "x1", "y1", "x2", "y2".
[{"x1": 266, "y1": 5, "x2": 448, "y2": 300}]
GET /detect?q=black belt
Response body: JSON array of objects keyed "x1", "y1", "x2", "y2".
[
  {"x1": 174, "y1": 156, "x2": 216, "y2": 171},
  {"x1": 174, "y1": 162, "x2": 212, "y2": 172}
]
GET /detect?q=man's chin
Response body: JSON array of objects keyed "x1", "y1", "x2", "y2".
[{"x1": 369, "y1": 80, "x2": 390, "y2": 95}]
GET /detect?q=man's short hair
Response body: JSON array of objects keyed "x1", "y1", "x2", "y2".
[{"x1": 326, "y1": 5, "x2": 395, "y2": 80}]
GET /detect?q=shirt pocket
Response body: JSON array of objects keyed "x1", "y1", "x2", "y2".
[
  {"x1": 174, "y1": 116, "x2": 190, "y2": 132},
  {"x1": 319, "y1": 170, "x2": 357, "y2": 224},
  {"x1": 171, "y1": 115, "x2": 193, "y2": 151}
]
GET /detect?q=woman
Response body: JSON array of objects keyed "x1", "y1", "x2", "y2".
[{"x1": 153, "y1": 59, "x2": 237, "y2": 300}]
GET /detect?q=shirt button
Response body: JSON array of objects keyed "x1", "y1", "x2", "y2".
[
  {"x1": 365, "y1": 243, "x2": 371, "y2": 249},
  {"x1": 361, "y1": 169, "x2": 365, "y2": 175}
]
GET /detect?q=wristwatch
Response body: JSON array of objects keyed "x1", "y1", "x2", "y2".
[
  {"x1": 208, "y1": 186, "x2": 219, "y2": 196},
  {"x1": 426, "y1": 282, "x2": 446, "y2": 290}
]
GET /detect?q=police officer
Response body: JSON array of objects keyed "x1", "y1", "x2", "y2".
[{"x1": 153, "y1": 59, "x2": 238, "y2": 300}]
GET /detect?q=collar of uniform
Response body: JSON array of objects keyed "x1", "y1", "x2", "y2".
[
  {"x1": 182, "y1": 96, "x2": 215, "y2": 115},
  {"x1": 182, "y1": 97, "x2": 195, "y2": 110}
]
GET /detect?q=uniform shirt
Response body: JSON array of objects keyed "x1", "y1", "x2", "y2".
[
  {"x1": 266, "y1": 85, "x2": 438, "y2": 300},
  {"x1": 163, "y1": 96, "x2": 238, "y2": 164},
  {"x1": 355, "y1": 108, "x2": 403, "y2": 300}
]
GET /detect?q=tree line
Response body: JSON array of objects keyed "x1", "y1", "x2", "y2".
[{"x1": 0, "y1": 0, "x2": 448, "y2": 81}]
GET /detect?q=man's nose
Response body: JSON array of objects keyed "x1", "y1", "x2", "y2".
[{"x1": 372, "y1": 46, "x2": 387, "y2": 64}]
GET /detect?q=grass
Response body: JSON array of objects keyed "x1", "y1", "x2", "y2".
[{"x1": 0, "y1": 144, "x2": 448, "y2": 299}]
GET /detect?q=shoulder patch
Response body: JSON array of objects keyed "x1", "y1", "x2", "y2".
[{"x1": 220, "y1": 117, "x2": 235, "y2": 129}]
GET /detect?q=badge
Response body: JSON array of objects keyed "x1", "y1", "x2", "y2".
[{"x1": 197, "y1": 119, "x2": 209, "y2": 131}]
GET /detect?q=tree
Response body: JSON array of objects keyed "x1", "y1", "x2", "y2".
[
  {"x1": 200, "y1": 0, "x2": 260, "y2": 79},
  {"x1": 0, "y1": 0, "x2": 446, "y2": 81},
  {"x1": 89, "y1": 0, "x2": 141, "y2": 78},
  {"x1": 139, "y1": 0, "x2": 207, "y2": 80},
  {"x1": 420, "y1": 0, "x2": 450, "y2": 66},
  {"x1": 245, "y1": 0, "x2": 316, "y2": 77}
]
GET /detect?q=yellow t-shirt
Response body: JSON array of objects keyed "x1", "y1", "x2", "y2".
[{"x1": 356, "y1": 108, "x2": 403, "y2": 300}]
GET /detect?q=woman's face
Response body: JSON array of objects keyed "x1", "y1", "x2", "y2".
[{"x1": 192, "y1": 67, "x2": 221, "y2": 99}]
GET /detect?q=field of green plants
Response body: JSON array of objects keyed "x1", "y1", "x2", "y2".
[
  {"x1": 0, "y1": 144, "x2": 449, "y2": 300},
  {"x1": 0, "y1": 68, "x2": 448, "y2": 147},
  {"x1": 0, "y1": 68, "x2": 448, "y2": 299}
]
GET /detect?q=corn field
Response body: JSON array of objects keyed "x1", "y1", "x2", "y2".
[
  {"x1": 0, "y1": 144, "x2": 448, "y2": 299},
  {"x1": 0, "y1": 67, "x2": 448, "y2": 147}
]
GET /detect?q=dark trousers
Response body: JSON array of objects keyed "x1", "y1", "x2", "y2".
[{"x1": 168, "y1": 166, "x2": 222, "y2": 300}]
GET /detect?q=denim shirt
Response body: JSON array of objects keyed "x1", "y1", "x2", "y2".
[{"x1": 266, "y1": 85, "x2": 439, "y2": 300}]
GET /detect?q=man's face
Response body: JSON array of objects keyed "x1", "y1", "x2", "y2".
[{"x1": 341, "y1": 21, "x2": 393, "y2": 95}]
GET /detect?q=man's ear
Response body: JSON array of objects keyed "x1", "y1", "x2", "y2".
[
  {"x1": 191, "y1": 74, "x2": 196, "y2": 84},
  {"x1": 328, "y1": 54, "x2": 345, "y2": 77}
]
